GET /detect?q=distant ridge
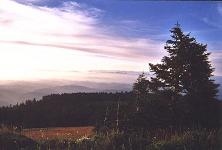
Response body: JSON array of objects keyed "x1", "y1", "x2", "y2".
[{"x1": 0, "y1": 81, "x2": 132, "y2": 106}]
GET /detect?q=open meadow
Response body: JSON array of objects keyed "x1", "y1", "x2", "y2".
[{"x1": 21, "y1": 126, "x2": 94, "y2": 141}]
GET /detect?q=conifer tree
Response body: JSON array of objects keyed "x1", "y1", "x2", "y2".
[
  {"x1": 133, "y1": 72, "x2": 149, "y2": 111},
  {"x1": 133, "y1": 72, "x2": 149, "y2": 96},
  {"x1": 148, "y1": 23, "x2": 219, "y2": 101},
  {"x1": 132, "y1": 24, "x2": 220, "y2": 128}
]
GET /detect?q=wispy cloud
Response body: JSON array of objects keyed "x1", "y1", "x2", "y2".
[
  {"x1": 0, "y1": 0, "x2": 163, "y2": 60},
  {"x1": 15, "y1": 0, "x2": 42, "y2": 3},
  {"x1": 201, "y1": 4, "x2": 222, "y2": 29},
  {"x1": 14, "y1": 0, "x2": 50, "y2": 5},
  {"x1": 89, "y1": 70, "x2": 143, "y2": 75},
  {"x1": 0, "y1": 0, "x2": 164, "y2": 80}
]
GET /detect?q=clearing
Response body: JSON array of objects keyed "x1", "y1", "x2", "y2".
[{"x1": 21, "y1": 126, "x2": 94, "y2": 141}]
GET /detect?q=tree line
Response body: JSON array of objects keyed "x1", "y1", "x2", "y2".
[{"x1": 0, "y1": 92, "x2": 134, "y2": 128}]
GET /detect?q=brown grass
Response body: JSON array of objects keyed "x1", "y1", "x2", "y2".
[{"x1": 21, "y1": 126, "x2": 94, "y2": 141}]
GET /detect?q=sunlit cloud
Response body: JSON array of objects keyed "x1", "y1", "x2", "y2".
[
  {"x1": 0, "y1": 0, "x2": 165, "y2": 81},
  {"x1": 4, "y1": 0, "x2": 221, "y2": 81},
  {"x1": 89, "y1": 70, "x2": 142, "y2": 75}
]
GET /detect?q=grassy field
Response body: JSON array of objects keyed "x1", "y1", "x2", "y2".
[
  {"x1": 21, "y1": 126, "x2": 94, "y2": 141},
  {"x1": 1, "y1": 126, "x2": 221, "y2": 149}
]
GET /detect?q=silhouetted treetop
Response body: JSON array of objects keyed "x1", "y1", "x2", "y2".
[{"x1": 148, "y1": 24, "x2": 219, "y2": 100}]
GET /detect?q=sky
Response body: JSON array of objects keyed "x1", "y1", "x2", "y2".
[{"x1": 0, "y1": 0, "x2": 221, "y2": 83}]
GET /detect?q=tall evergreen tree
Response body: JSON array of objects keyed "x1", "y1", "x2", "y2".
[
  {"x1": 148, "y1": 24, "x2": 219, "y2": 101},
  {"x1": 132, "y1": 24, "x2": 220, "y2": 128}
]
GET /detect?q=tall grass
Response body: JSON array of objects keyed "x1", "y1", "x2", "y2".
[
  {"x1": 1, "y1": 125, "x2": 221, "y2": 150},
  {"x1": 37, "y1": 128, "x2": 222, "y2": 150}
]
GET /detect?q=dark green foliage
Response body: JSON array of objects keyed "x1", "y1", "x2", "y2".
[
  {"x1": 133, "y1": 72, "x2": 150, "y2": 111},
  {"x1": 149, "y1": 129, "x2": 222, "y2": 150},
  {"x1": 83, "y1": 129, "x2": 221, "y2": 150},
  {"x1": 0, "y1": 132, "x2": 37, "y2": 150},
  {"x1": 133, "y1": 72, "x2": 150, "y2": 96},
  {"x1": 149, "y1": 24, "x2": 219, "y2": 99},
  {"x1": 131, "y1": 24, "x2": 221, "y2": 129},
  {"x1": 0, "y1": 92, "x2": 135, "y2": 128}
]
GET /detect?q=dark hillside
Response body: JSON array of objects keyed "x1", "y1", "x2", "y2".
[{"x1": 0, "y1": 92, "x2": 135, "y2": 128}]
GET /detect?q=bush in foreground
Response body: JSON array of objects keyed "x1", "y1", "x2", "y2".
[{"x1": 0, "y1": 132, "x2": 37, "y2": 150}]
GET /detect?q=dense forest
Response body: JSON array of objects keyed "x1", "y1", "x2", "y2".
[
  {"x1": 0, "y1": 92, "x2": 134, "y2": 128},
  {"x1": 0, "y1": 91, "x2": 221, "y2": 130}
]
